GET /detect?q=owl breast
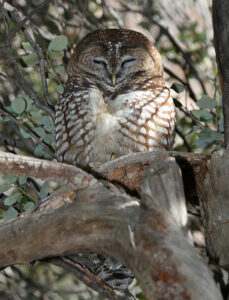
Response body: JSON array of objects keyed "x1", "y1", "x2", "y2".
[{"x1": 55, "y1": 82, "x2": 175, "y2": 167}]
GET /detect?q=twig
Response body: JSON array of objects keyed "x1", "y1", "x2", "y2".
[
  {"x1": 164, "y1": 67, "x2": 197, "y2": 102},
  {"x1": 10, "y1": 8, "x2": 53, "y2": 108},
  {"x1": 175, "y1": 125, "x2": 192, "y2": 152},
  {"x1": 102, "y1": 0, "x2": 123, "y2": 28},
  {"x1": 0, "y1": 72, "x2": 13, "y2": 82},
  {"x1": 0, "y1": 108, "x2": 55, "y2": 157},
  {"x1": 6, "y1": 0, "x2": 52, "y2": 42}
]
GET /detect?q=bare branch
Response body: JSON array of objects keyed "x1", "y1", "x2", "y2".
[
  {"x1": 164, "y1": 66, "x2": 197, "y2": 102},
  {"x1": 175, "y1": 125, "x2": 192, "y2": 152},
  {"x1": 0, "y1": 151, "x2": 98, "y2": 191},
  {"x1": 0, "y1": 151, "x2": 222, "y2": 299}
]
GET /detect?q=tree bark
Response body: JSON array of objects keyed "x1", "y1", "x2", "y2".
[
  {"x1": 195, "y1": 149, "x2": 229, "y2": 268},
  {"x1": 212, "y1": 0, "x2": 229, "y2": 148},
  {"x1": 0, "y1": 151, "x2": 222, "y2": 299}
]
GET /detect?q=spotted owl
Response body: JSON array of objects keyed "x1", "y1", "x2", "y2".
[{"x1": 55, "y1": 29, "x2": 175, "y2": 167}]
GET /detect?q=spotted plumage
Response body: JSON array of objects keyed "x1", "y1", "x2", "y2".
[{"x1": 55, "y1": 29, "x2": 175, "y2": 167}]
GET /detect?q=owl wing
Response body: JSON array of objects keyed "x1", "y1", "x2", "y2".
[
  {"x1": 119, "y1": 86, "x2": 175, "y2": 152},
  {"x1": 55, "y1": 78, "x2": 95, "y2": 166}
]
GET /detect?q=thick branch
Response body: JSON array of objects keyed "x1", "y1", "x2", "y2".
[
  {"x1": 0, "y1": 151, "x2": 222, "y2": 299},
  {"x1": 96, "y1": 150, "x2": 207, "y2": 204},
  {"x1": 0, "y1": 151, "x2": 97, "y2": 191}
]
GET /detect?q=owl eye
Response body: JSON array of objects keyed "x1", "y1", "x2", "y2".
[
  {"x1": 121, "y1": 58, "x2": 136, "y2": 68},
  {"x1": 93, "y1": 59, "x2": 107, "y2": 68}
]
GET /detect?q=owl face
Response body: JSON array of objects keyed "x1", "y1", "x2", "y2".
[
  {"x1": 69, "y1": 29, "x2": 163, "y2": 90},
  {"x1": 77, "y1": 44, "x2": 153, "y2": 87}
]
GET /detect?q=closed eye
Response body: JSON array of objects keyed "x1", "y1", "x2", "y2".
[
  {"x1": 93, "y1": 59, "x2": 107, "y2": 68},
  {"x1": 121, "y1": 58, "x2": 136, "y2": 68}
]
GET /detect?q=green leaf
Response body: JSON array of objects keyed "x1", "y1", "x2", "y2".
[
  {"x1": 19, "y1": 176, "x2": 27, "y2": 185},
  {"x1": 24, "y1": 96, "x2": 33, "y2": 112},
  {"x1": 33, "y1": 127, "x2": 45, "y2": 138},
  {"x1": 55, "y1": 65, "x2": 65, "y2": 74},
  {"x1": 195, "y1": 128, "x2": 224, "y2": 148},
  {"x1": 0, "y1": 183, "x2": 11, "y2": 193},
  {"x1": 43, "y1": 133, "x2": 54, "y2": 144},
  {"x1": 20, "y1": 128, "x2": 31, "y2": 139},
  {"x1": 34, "y1": 145, "x2": 45, "y2": 158},
  {"x1": 171, "y1": 83, "x2": 185, "y2": 93},
  {"x1": 39, "y1": 182, "x2": 49, "y2": 199},
  {"x1": 48, "y1": 35, "x2": 68, "y2": 51},
  {"x1": 3, "y1": 207, "x2": 18, "y2": 221},
  {"x1": 55, "y1": 84, "x2": 64, "y2": 94},
  {"x1": 31, "y1": 110, "x2": 44, "y2": 125},
  {"x1": 3, "y1": 174, "x2": 18, "y2": 184},
  {"x1": 186, "y1": 125, "x2": 199, "y2": 137},
  {"x1": 3, "y1": 116, "x2": 11, "y2": 122},
  {"x1": 11, "y1": 97, "x2": 26, "y2": 114},
  {"x1": 218, "y1": 118, "x2": 224, "y2": 132},
  {"x1": 43, "y1": 153, "x2": 53, "y2": 160},
  {"x1": 191, "y1": 109, "x2": 213, "y2": 122},
  {"x1": 21, "y1": 53, "x2": 38, "y2": 67},
  {"x1": 47, "y1": 49, "x2": 64, "y2": 60},
  {"x1": 23, "y1": 201, "x2": 34, "y2": 211},
  {"x1": 197, "y1": 95, "x2": 216, "y2": 109},
  {"x1": 4, "y1": 192, "x2": 22, "y2": 206},
  {"x1": 22, "y1": 42, "x2": 33, "y2": 51},
  {"x1": 48, "y1": 72, "x2": 56, "y2": 79},
  {"x1": 42, "y1": 116, "x2": 54, "y2": 133}
]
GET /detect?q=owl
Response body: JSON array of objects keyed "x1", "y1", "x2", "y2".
[{"x1": 55, "y1": 29, "x2": 175, "y2": 167}]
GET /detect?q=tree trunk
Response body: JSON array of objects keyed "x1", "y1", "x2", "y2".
[
  {"x1": 213, "y1": 0, "x2": 229, "y2": 148},
  {"x1": 195, "y1": 149, "x2": 229, "y2": 268}
]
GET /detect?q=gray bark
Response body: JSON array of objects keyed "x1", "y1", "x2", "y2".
[
  {"x1": 196, "y1": 149, "x2": 229, "y2": 268},
  {"x1": 0, "y1": 151, "x2": 223, "y2": 300}
]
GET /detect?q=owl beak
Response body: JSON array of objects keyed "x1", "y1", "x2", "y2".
[{"x1": 111, "y1": 73, "x2": 116, "y2": 86}]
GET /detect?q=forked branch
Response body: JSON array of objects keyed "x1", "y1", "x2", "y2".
[{"x1": 0, "y1": 151, "x2": 222, "y2": 299}]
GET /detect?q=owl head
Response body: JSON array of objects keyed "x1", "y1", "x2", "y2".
[{"x1": 68, "y1": 29, "x2": 163, "y2": 89}]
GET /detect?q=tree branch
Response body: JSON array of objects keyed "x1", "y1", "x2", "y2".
[{"x1": 0, "y1": 151, "x2": 222, "y2": 299}]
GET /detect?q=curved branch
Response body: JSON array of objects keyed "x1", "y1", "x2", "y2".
[{"x1": 0, "y1": 151, "x2": 222, "y2": 299}]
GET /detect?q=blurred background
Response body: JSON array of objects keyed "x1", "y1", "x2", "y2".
[{"x1": 0, "y1": 0, "x2": 221, "y2": 299}]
